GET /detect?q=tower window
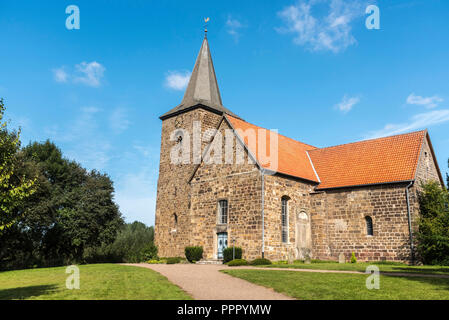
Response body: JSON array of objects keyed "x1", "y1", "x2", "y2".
[
  {"x1": 365, "y1": 216, "x2": 373, "y2": 236},
  {"x1": 218, "y1": 200, "x2": 228, "y2": 224},
  {"x1": 281, "y1": 197, "x2": 289, "y2": 243},
  {"x1": 173, "y1": 214, "x2": 178, "y2": 229}
]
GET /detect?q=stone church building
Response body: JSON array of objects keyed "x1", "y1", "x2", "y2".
[{"x1": 155, "y1": 35, "x2": 445, "y2": 263}]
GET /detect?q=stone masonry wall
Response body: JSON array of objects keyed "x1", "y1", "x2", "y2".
[
  {"x1": 310, "y1": 183, "x2": 414, "y2": 262},
  {"x1": 190, "y1": 119, "x2": 263, "y2": 260},
  {"x1": 263, "y1": 174, "x2": 316, "y2": 261},
  {"x1": 155, "y1": 108, "x2": 222, "y2": 258}
]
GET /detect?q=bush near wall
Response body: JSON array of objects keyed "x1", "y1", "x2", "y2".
[
  {"x1": 185, "y1": 246, "x2": 203, "y2": 262},
  {"x1": 223, "y1": 247, "x2": 242, "y2": 263},
  {"x1": 249, "y1": 258, "x2": 272, "y2": 266},
  {"x1": 227, "y1": 259, "x2": 248, "y2": 266},
  {"x1": 166, "y1": 257, "x2": 182, "y2": 264}
]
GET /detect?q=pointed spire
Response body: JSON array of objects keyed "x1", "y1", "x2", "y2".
[
  {"x1": 180, "y1": 36, "x2": 223, "y2": 109},
  {"x1": 160, "y1": 35, "x2": 239, "y2": 120}
]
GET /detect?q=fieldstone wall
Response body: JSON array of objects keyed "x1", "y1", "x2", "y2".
[
  {"x1": 190, "y1": 119, "x2": 263, "y2": 260},
  {"x1": 310, "y1": 184, "x2": 414, "y2": 262},
  {"x1": 262, "y1": 174, "x2": 316, "y2": 260},
  {"x1": 414, "y1": 136, "x2": 442, "y2": 187},
  {"x1": 155, "y1": 108, "x2": 222, "y2": 258}
]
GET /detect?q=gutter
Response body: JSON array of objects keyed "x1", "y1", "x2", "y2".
[
  {"x1": 261, "y1": 169, "x2": 265, "y2": 259},
  {"x1": 405, "y1": 181, "x2": 415, "y2": 264}
]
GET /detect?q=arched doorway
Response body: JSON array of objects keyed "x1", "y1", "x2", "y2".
[{"x1": 296, "y1": 211, "x2": 312, "y2": 260}]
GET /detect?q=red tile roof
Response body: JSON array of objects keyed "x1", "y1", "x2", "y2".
[
  {"x1": 226, "y1": 115, "x2": 428, "y2": 189},
  {"x1": 308, "y1": 131, "x2": 426, "y2": 189},
  {"x1": 227, "y1": 115, "x2": 319, "y2": 182}
]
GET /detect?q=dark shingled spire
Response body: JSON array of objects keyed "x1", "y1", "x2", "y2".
[{"x1": 160, "y1": 35, "x2": 240, "y2": 120}]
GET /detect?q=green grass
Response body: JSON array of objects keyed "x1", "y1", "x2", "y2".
[
  {"x1": 223, "y1": 269, "x2": 449, "y2": 300},
  {"x1": 0, "y1": 264, "x2": 192, "y2": 300},
  {"x1": 266, "y1": 261, "x2": 449, "y2": 275}
]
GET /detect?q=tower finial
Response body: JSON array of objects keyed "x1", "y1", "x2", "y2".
[{"x1": 204, "y1": 17, "x2": 210, "y2": 37}]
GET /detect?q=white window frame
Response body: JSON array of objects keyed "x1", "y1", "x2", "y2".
[
  {"x1": 218, "y1": 200, "x2": 228, "y2": 225},
  {"x1": 281, "y1": 197, "x2": 289, "y2": 243}
]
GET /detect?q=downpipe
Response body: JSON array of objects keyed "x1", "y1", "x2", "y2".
[
  {"x1": 261, "y1": 169, "x2": 265, "y2": 259},
  {"x1": 405, "y1": 181, "x2": 415, "y2": 264}
]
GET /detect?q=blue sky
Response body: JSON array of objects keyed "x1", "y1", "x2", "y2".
[{"x1": 1, "y1": 0, "x2": 448, "y2": 226}]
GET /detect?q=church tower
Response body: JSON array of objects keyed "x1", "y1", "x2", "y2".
[{"x1": 155, "y1": 33, "x2": 239, "y2": 257}]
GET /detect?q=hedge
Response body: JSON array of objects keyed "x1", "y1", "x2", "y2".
[
  {"x1": 249, "y1": 258, "x2": 272, "y2": 265},
  {"x1": 227, "y1": 259, "x2": 248, "y2": 266},
  {"x1": 223, "y1": 247, "x2": 242, "y2": 263},
  {"x1": 185, "y1": 246, "x2": 203, "y2": 262}
]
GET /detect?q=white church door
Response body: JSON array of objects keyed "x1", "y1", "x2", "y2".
[
  {"x1": 217, "y1": 232, "x2": 228, "y2": 259},
  {"x1": 296, "y1": 212, "x2": 312, "y2": 260}
]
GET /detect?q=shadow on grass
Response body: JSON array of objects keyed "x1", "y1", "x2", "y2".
[
  {"x1": 383, "y1": 273, "x2": 449, "y2": 294},
  {"x1": 389, "y1": 266, "x2": 449, "y2": 274},
  {"x1": 0, "y1": 284, "x2": 58, "y2": 300}
]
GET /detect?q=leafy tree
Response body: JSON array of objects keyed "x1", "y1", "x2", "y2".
[
  {"x1": 0, "y1": 140, "x2": 124, "y2": 269},
  {"x1": 83, "y1": 221, "x2": 156, "y2": 263},
  {"x1": 0, "y1": 98, "x2": 36, "y2": 231},
  {"x1": 417, "y1": 181, "x2": 449, "y2": 265}
]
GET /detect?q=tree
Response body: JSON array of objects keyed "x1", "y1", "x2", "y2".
[
  {"x1": 417, "y1": 181, "x2": 449, "y2": 265},
  {"x1": 83, "y1": 221, "x2": 156, "y2": 263},
  {"x1": 0, "y1": 140, "x2": 123, "y2": 269},
  {"x1": 0, "y1": 98, "x2": 36, "y2": 231}
]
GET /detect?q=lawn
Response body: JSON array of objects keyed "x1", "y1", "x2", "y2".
[
  {"x1": 0, "y1": 264, "x2": 192, "y2": 300},
  {"x1": 265, "y1": 261, "x2": 449, "y2": 275},
  {"x1": 222, "y1": 269, "x2": 449, "y2": 300}
]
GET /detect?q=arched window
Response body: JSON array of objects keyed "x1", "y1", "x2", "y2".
[
  {"x1": 365, "y1": 216, "x2": 373, "y2": 236},
  {"x1": 218, "y1": 200, "x2": 228, "y2": 224},
  {"x1": 173, "y1": 214, "x2": 178, "y2": 229},
  {"x1": 281, "y1": 197, "x2": 289, "y2": 243}
]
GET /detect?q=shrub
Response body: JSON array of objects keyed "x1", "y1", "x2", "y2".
[
  {"x1": 227, "y1": 259, "x2": 248, "y2": 266},
  {"x1": 417, "y1": 181, "x2": 449, "y2": 265},
  {"x1": 185, "y1": 246, "x2": 203, "y2": 263},
  {"x1": 223, "y1": 247, "x2": 242, "y2": 263},
  {"x1": 249, "y1": 258, "x2": 272, "y2": 266},
  {"x1": 350, "y1": 252, "x2": 357, "y2": 263},
  {"x1": 147, "y1": 259, "x2": 164, "y2": 264},
  {"x1": 142, "y1": 243, "x2": 158, "y2": 261},
  {"x1": 166, "y1": 257, "x2": 181, "y2": 264}
]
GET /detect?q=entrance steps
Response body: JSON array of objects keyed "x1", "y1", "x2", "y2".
[{"x1": 196, "y1": 259, "x2": 224, "y2": 265}]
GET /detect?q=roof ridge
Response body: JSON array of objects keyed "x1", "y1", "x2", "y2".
[{"x1": 310, "y1": 130, "x2": 428, "y2": 153}]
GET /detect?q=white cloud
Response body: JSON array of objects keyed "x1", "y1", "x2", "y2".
[
  {"x1": 335, "y1": 95, "x2": 360, "y2": 113},
  {"x1": 226, "y1": 16, "x2": 245, "y2": 42},
  {"x1": 46, "y1": 106, "x2": 112, "y2": 170},
  {"x1": 52, "y1": 61, "x2": 105, "y2": 87},
  {"x1": 109, "y1": 107, "x2": 131, "y2": 134},
  {"x1": 406, "y1": 93, "x2": 443, "y2": 109},
  {"x1": 74, "y1": 61, "x2": 105, "y2": 87},
  {"x1": 53, "y1": 67, "x2": 68, "y2": 83},
  {"x1": 277, "y1": 0, "x2": 364, "y2": 53},
  {"x1": 165, "y1": 71, "x2": 191, "y2": 91},
  {"x1": 365, "y1": 109, "x2": 449, "y2": 139}
]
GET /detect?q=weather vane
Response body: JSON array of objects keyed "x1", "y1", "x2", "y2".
[{"x1": 204, "y1": 17, "x2": 210, "y2": 36}]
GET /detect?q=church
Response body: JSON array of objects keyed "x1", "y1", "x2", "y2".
[{"x1": 154, "y1": 34, "x2": 444, "y2": 263}]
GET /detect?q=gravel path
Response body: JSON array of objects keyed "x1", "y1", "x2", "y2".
[{"x1": 122, "y1": 263, "x2": 294, "y2": 300}]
